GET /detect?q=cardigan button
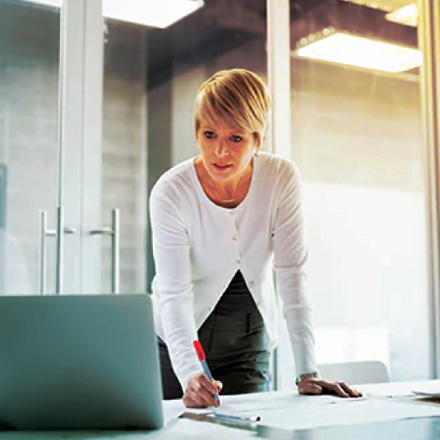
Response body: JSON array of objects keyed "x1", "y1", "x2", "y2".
[{"x1": 249, "y1": 281, "x2": 255, "y2": 287}]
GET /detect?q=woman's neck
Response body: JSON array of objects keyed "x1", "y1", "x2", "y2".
[{"x1": 194, "y1": 158, "x2": 253, "y2": 208}]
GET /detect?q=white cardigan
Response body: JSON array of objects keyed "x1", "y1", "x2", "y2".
[{"x1": 149, "y1": 152, "x2": 316, "y2": 389}]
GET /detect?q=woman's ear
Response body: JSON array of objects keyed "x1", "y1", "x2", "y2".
[{"x1": 253, "y1": 132, "x2": 262, "y2": 149}]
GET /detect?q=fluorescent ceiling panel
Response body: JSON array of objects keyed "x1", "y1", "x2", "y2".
[
  {"x1": 385, "y1": 4, "x2": 418, "y2": 27},
  {"x1": 294, "y1": 33, "x2": 422, "y2": 73},
  {"x1": 19, "y1": 0, "x2": 204, "y2": 28},
  {"x1": 339, "y1": 0, "x2": 409, "y2": 13},
  {"x1": 103, "y1": 0, "x2": 204, "y2": 28}
]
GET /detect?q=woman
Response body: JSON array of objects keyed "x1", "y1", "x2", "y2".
[{"x1": 150, "y1": 68, "x2": 362, "y2": 407}]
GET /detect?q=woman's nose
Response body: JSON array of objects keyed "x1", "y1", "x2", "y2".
[{"x1": 214, "y1": 139, "x2": 228, "y2": 157}]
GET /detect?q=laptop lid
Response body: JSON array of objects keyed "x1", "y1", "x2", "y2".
[{"x1": 0, "y1": 294, "x2": 163, "y2": 430}]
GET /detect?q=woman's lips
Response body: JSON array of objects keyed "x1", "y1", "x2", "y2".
[{"x1": 212, "y1": 163, "x2": 232, "y2": 171}]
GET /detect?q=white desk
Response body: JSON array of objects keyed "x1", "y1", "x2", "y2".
[{"x1": 2, "y1": 380, "x2": 440, "y2": 439}]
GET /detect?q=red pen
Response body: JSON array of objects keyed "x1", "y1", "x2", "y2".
[{"x1": 193, "y1": 340, "x2": 220, "y2": 403}]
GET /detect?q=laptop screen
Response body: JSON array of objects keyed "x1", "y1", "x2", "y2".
[{"x1": 0, "y1": 294, "x2": 163, "y2": 430}]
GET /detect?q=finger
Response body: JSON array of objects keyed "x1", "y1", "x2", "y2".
[
  {"x1": 193, "y1": 384, "x2": 219, "y2": 407},
  {"x1": 214, "y1": 380, "x2": 223, "y2": 393},
  {"x1": 182, "y1": 393, "x2": 201, "y2": 408},
  {"x1": 194, "y1": 375, "x2": 221, "y2": 406},
  {"x1": 198, "y1": 375, "x2": 221, "y2": 403},
  {"x1": 312, "y1": 379, "x2": 348, "y2": 397},
  {"x1": 328, "y1": 382, "x2": 350, "y2": 398},
  {"x1": 183, "y1": 384, "x2": 216, "y2": 408},
  {"x1": 183, "y1": 389, "x2": 208, "y2": 408},
  {"x1": 183, "y1": 377, "x2": 218, "y2": 408},
  {"x1": 338, "y1": 382, "x2": 363, "y2": 398},
  {"x1": 189, "y1": 373, "x2": 218, "y2": 397},
  {"x1": 199, "y1": 374, "x2": 220, "y2": 394}
]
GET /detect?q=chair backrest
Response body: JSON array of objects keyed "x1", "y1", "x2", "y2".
[{"x1": 316, "y1": 360, "x2": 390, "y2": 385}]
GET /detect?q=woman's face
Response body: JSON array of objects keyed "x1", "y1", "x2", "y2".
[{"x1": 196, "y1": 118, "x2": 257, "y2": 183}]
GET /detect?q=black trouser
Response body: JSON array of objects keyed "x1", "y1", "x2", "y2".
[{"x1": 158, "y1": 309, "x2": 271, "y2": 399}]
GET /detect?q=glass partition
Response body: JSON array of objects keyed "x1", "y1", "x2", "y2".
[
  {"x1": 3, "y1": 0, "x2": 434, "y2": 388},
  {"x1": 276, "y1": 0, "x2": 433, "y2": 387},
  {"x1": 0, "y1": 0, "x2": 61, "y2": 295},
  {"x1": 100, "y1": 20, "x2": 148, "y2": 293},
  {"x1": 98, "y1": 1, "x2": 267, "y2": 294},
  {"x1": 145, "y1": 0, "x2": 268, "y2": 288}
]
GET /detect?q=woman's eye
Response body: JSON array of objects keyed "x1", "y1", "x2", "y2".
[
  {"x1": 230, "y1": 135, "x2": 242, "y2": 143},
  {"x1": 204, "y1": 131, "x2": 215, "y2": 139}
]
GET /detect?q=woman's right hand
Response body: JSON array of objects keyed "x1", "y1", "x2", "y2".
[{"x1": 182, "y1": 372, "x2": 222, "y2": 408}]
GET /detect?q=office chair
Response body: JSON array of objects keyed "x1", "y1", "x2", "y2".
[{"x1": 317, "y1": 360, "x2": 390, "y2": 385}]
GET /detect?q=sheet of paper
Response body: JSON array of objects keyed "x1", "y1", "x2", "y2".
[
  {"x1": 213, "y1": 395, "x2": 367, "y2": 417},
  {"x1": 251, "y1": 398, "x2": 440, "y2": 431},
  {"x1": 411, "y1": 382, "x2": 440, "y2": 397},
  {"x1": 359, "y1": 380, "x2": 440, "y2": 398},
  {"x1": 164, "y1": 384, "x2": 440, "y2": 433}
]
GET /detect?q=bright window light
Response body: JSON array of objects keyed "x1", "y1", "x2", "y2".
[
  {"x1": 19, "y1": 0, "x2": 204, "y2": 29},
  {"x1": 385, "y1": 4, "x2": 418, "y2": 27},
  {"x1": 294, "y1": 33, "x2": 422, "y2": 73}
]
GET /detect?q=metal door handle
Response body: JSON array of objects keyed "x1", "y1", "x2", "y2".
[
  {"x1": 38, "y1": 208, "x2": 76, "y2": 295},
  {"x1": 90, "y1": 208, "x2": 120, "y2": 294}
]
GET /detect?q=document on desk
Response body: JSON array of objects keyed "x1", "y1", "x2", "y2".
[
  {"x1": 228, "y1": 396, "x2": 440, "y2": 431},
  {"x1": 360, "y1": 379, "x2": 440, "y2": 399},
  {"x1": 181, "y1": 392, "x2": 440, "y2": 432},
  {"x1": 411, "y1": 383, "x2": 440, "y2": 398}
]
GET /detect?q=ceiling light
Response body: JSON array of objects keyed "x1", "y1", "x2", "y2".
[
  {"x1": 385, "y1": 4, "x2": 418, "y2": 27},
  {"x1": 19, "y1": 0, "x2": 204, "y2": 29},
  {"x1": 293, "y1": 30, "x2": 422, "y2": 73},
  {"x1": 103, "y1": 0, "x2": 204, "y2": 28}
]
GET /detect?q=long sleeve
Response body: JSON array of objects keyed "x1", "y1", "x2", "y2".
[
  {"x1": 149, "y1": 154, "x2": 316, "y2": 388},
  {"x1": 149, "y1": 184, "x2": 203, "y2": 389},
  {"x1": 272, "y1": 161, "x2": 317, "y2": 375}
]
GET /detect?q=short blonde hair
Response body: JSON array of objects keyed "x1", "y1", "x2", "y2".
[{"x1": 194, "y1": 69, "x2": 270, "y2": 147}]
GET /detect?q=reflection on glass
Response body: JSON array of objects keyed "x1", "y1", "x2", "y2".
[
  {"x1": 385, "y1": 4, "x2": 418, "y2": 27},
  {"x1": 145, "y1": 0, "x2": 267, "y2": 288},
  {"x1": 19, "y1": 0, "x2": 205, "y2": 28},
  {"x1": 100, "y1": 19, "x2": 148, "y2": 294},
  {"x1": 294, "y1": 31, "x2": 422, "y2": 73},
  {"x1": 0, "y1": 0, "x2": 61, "y2": 295},
  {"x1": 99, "y1": 1, "x2": 267, "y2": 293},
  {"x1": 275, "y1": 0, "x2": 431, "y2": 387},
  {"x1": 103, "y1": 0, "x2": 205, "y2": 28}
]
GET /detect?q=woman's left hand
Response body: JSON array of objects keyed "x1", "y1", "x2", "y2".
[{"x1": 297, "y1": 377, "x2": 363, "y2": 398}]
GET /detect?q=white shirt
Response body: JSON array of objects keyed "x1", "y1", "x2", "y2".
[{"x1": 149, "y1": 152, "x2": 316, "y2": 389}]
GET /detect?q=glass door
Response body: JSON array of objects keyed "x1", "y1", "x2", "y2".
[
  {"x1": 0, "y1": 0, "x2": 63, "y2": 295},
  {"x1": 98, "y1": 18, "x2": 148, "y2": 294},
  {"x1": 0, "y1": 0, "x2": 109, "y2": 296}
]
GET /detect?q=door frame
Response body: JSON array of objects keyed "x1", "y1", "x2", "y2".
[{"x1": 58, "y1": 0, "x2": 103, "y2": 294}]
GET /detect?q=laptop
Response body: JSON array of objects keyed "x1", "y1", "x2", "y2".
[{"x1": 0, "y1": 294, "x2": 163, "y2": 431}]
